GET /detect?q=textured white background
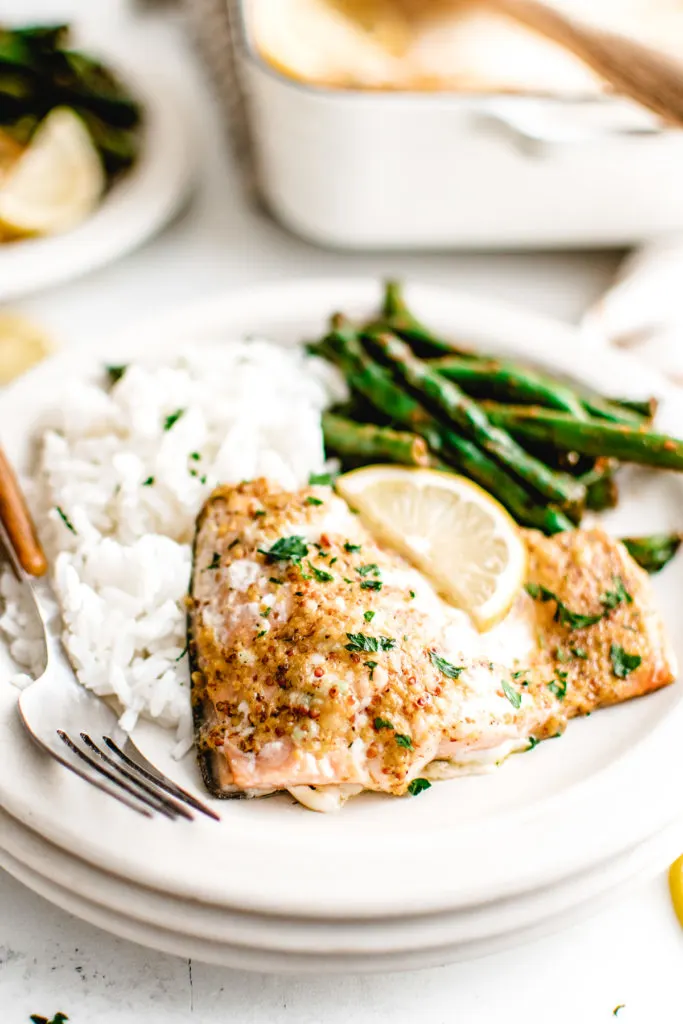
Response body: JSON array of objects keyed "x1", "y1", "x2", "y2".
[{"x1": 2, "y1": 1, "x2": 682, "y2": 1022}]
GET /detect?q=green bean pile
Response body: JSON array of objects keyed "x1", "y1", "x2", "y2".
[
  {"x1": 313, "y1": 281, "x2": 682, "y2": 575},
  {"x1": 0, "y1": 23, "x2": 141, "y2": 180}
]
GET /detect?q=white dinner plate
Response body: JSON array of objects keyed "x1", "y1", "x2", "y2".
[
  {"x1": 0, "y1": 38, "x2": 195, "y2": 301},
  {"x1": 2, "y1": 806, "x2": 682, "y2": 972},
  {"x1": 1, "y1": 279, "x2": 682, "y2": 926}
]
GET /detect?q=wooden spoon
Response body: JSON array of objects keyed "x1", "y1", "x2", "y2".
[
  {"x1": 0, "y1": 445, "x2": 47, "y2": 576},
  {"x1": 484, "y1": 0, "x2": 683, "y2": 127}
]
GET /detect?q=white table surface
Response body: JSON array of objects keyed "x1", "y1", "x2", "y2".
[{"x1": 2, "y1": 2, "x2": 682, "y2": 1022}]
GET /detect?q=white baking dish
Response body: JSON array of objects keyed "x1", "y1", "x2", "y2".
[{"x1": 232, "y1": 1, "x2": 683, "y2": 250}]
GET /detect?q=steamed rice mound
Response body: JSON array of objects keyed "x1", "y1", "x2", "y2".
[{"x1": 0, "y1": 340, "x2": 345, "y2": 756}]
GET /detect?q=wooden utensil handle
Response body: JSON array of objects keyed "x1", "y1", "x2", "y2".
[
  {"x1": 0, "y1": 446, "x2": 47, "y2": 576},
  {"x1": 488, "y1": 0, "x2": 683, "y2": 128}
]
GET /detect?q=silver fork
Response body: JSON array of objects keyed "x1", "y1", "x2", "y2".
[{"x1": 0, "y1": 453, "x2": 218, "y2": 821}]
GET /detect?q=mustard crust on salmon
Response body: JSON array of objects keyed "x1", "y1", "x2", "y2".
[{"x1": 189, "y1": 480, "x2": 676, "y2": 806}]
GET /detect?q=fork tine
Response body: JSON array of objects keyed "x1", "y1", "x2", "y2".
[
  {"x1": 103, "y1": 736, "x2": 221, "y2": 821},
  {"x1": 80, "y1": 733, "x2": 194, "y2": 822},
  {"x1": 32, "y1": 733, "x2": 154, "y2": 818},
  {"x1": 57, "y1": 731, "x2": 178, "y2": 820}
]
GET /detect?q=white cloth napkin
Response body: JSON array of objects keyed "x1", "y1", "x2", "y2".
[{"x1": 582, "y1": 238, "x2": 683, "y2": 386}]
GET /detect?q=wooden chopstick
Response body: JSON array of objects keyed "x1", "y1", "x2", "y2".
[{"x1": 0, "y1": 445, "x2": 47, "y2": 577}]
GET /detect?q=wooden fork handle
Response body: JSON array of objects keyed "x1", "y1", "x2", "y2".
[
  {"x1": 487, "y1": 0, "x2": 683, "y2": 128},
  {"x1": 0, "y1": 446, "x2": 47, "y2": 576}
]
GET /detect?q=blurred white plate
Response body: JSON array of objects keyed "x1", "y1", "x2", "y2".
[
  {"x1": 0, "y1": 280, "x2": 682, "y2": 931},
  {"x1": 0, "y1": 43, "x2": 195, "y2": 301}
]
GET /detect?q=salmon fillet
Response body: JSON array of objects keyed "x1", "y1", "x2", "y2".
[{"x1": 189, "y1": 479, "x2": 676, "y2": 804}]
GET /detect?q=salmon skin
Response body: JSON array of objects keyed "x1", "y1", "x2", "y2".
[{"x1": 189, "y1": 479, "x2": 676, "y2": 805}]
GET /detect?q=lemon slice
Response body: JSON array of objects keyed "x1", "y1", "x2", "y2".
[
  {"x1": 0, "y1": 107, "x2": 104, "y2": 238},
  {"x1": 670, "y1": 855, "x2": 683, "y2": 927},
  {"x1": 336, "y1": 465, "x2": 526, "y2": 630},
  {"x1": 0, "y1": 313, "x2": 52, "y2": 384}
]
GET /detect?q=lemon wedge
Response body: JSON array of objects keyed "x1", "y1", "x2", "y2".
[
  {"x1": 670, "y1": 855, "x2": 683, "y2": 927},
  {"x1": 0, "y1": 313, "x2": 52, "y2": 384},
  {"x1": 0, "y1": 107, "x2": 104, "y2": 238},
  {"x1": 336, "y1": 465, "x2": 526, "y2": 630}
]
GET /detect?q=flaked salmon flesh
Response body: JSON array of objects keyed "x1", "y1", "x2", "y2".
[{"x1": 189, "y1": 480, "x2": 676, "y2": 802}]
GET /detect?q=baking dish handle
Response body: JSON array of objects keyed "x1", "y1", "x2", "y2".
[{"x1": 478, "y1": 97, "x2": 662, "y2": 154}]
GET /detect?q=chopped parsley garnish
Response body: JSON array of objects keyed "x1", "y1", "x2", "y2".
[
  {"x1": 395, "y1": 734, "x2": 413, "y2": 750},
  {"x1": 189, "y1": 468, "x2": 198, "y2": 477},
  {"x1": 105, "y1": 363, "x2": 127, "y2": 384},
  {"x1": 255, "y1": 629, "x2": 267, "y2": 640},
  {"x1": 524, "y1": 583, "x2": 603, "y2": 630},
  {"x1": 501, "y1": 679, "x2": 522, "y2": 709},
  {"x1": 364, "y1": 610, "x2": 375, "y2": 622},
  {"x1": 305, "y1": 496, "x2": 324, "y2": 506},
  {"x1": 254, "y1": 509, "x2": 266, "y2": 517},
  {"x1": 366, "y1": 661, "x2": 378, "y2": 680},
  {"x1": 361, "y1": 580, "x2": 383, "y2": 591},
  {"x1": 56, "y1": 506, "x2": 76, "y2": 534},
  {"x1": 429, "y1": 651, "x2": 464, "y2": 679},
  {"x1": 200, "y1": 475, "x2": 207, "y2": 485},
  {"x1": 344, "y1": 542, "x2": 362, "y2": 553},
  {"x1": 374, "y1": 717, "x2": 393, "y2": 730},
  {"x1": 260, "y1": 608, "x2": 271, "y2": 618},
  {"x1": 601, "y1": 577, "x2": 633, "y2": 611},
  {"x1": 295, "y1": 590, "x2": 303, "y2": 596},
  {"x1": 30, "y1": 1015, "x2": 69, "y2": 1024},
  {"x1": 408, "y1": 778, "x2": 431, "y2": 796},
  {"x1": 547, "y1": 671, "x2": 568, "y2": 700},
  {"x1": 357, "y1": 563, "x2": 380, "y2": 577},
  {"x1": 527, "y1": 577, "x2": 632, "y2": 632},
  {"x1": 142, "y1": 476, "x2": 155, "y2": 486},
  {"x1": 610, "y1": 644, "x2": 642, "y2": 679},
  {"x1": 343, "y1": 577, "x2": 354, "y2": 584},
  {"x1": 307, "y1": 561, "x2": 334, "y2": 583},
  {"x1": 527, "y1": 736, "x2": 539, "y2": 751},
  {"x1": 329, "y1": 557, "x2": 338, "y2": 565},
  {"x1": 308, "y1": 471, "x2": 334, "y2": 486},
  {"x1": 512, "y1": 670, "x2": 527, "y2": 680},
  {"x1": 409, "y1": 590, "x2": 416, "y2": 599},
  {"x1": 190, "y1": 451, "x2": 201, "y2": 461},
  {"x1": 175, "y1": 644, "x2": 188, "y2": 662},
  {"x1": 555, "y1": 648, "x2": 571, "y2": 663},
  {"x1": 228, "y1": 537, "x2": 240, "y2": 549},
  {"x1": 208, "y1": 552, "x2": 220, "y2": 570},
  {"x1": 345, "y1": 632, "x2": 396, "y2": 653},
  {"x1": 259, "y1": 535, "x2": 309, "y2": 563},
  {"x1": 163, "y1": 408, "x2": 185, "y2": 431},
  {"x1": 613, "y1": 1006, "x2": 625, "y2": 1018},
  {"x1": 570, "y1": 646, "x2": 588, "y2": 660},
  {"x1": 269, "y1": 577, "x2": 284, "y2": 585}
]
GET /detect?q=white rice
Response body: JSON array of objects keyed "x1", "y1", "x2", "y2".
[{"x1": 0, "y1": 340, "x2": 346, "y2": 757}]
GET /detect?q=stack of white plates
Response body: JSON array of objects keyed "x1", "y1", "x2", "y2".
[
  {"x1": 2, "y1": 804, "x2": 682, "y2": 972},
  {"x1": 1, "y1": 281, "x2": 682, "y2": 972}
]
